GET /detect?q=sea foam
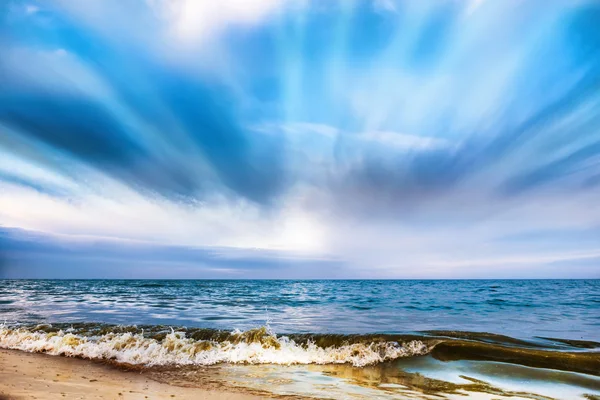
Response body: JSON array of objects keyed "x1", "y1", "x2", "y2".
[{"x1": 0, "y1": 325, "x2": 429, "y2": 367}]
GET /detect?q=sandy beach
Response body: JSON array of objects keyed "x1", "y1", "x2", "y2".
[
  {"x1": 0, "y1": 349, "x2": 263, "y2": 400},
  {"x1": 1, "y1": 336, "x2": 599, "y2": 400}
]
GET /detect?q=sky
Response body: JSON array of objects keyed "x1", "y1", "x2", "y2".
[{"x1": 1, "y1": 0, "x2": 599, "y2": 279}]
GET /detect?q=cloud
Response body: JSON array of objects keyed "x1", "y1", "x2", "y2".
[
  {"x1": 24, "y1": 4, "x2": 39, "y2": 15},
  {"x1": 0, "y1": 0, "x2": 599, "y2": 278},
  {"x1": 254, "y1": 122, "x2": 450, "y2": 150},
  {"x1": 0, "y1": 42, "x2": 286, "y2": 205},
  {"x1": 0, "y1": 176, "x2": 331, "y2": 256},
  {"x1": 0, "y1": 226, "x2": 343, "y2": 279},
  {"x1": 253, "y1": 122, "x2": 340, "y2": 138},
  {"x1": 373, "y1": 0, "x2": 397, "y2": 14},
  {"x1": 359, "y1": 131, "x2": 449, "y2": 150},
  {"x1": 151, "y1": 0, "x2": 284, "y2": 44}
]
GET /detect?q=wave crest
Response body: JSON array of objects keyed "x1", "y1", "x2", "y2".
[{"x1": 0, "y1": 325, "x2": 429, "y2": 367}]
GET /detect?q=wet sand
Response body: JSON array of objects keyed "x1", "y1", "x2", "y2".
[
  {"x1": 0, "y1": 349, "x2": 262, "y2": 400},
  {"x1": 2, "y1": 348, "x2": 599, "y2": 400}
]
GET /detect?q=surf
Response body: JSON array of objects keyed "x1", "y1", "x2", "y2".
[
  {"x1": 1, "y1": 323, "x2": 598, "y2": 377},
  {"x1": 0, "y1": 324, "x2": 429, "y2": 367}
]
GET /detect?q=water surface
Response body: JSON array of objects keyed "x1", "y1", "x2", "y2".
[
  {"x1": 1, "y1": 279, "x2": 598, "y2": 340},
  {"x1": 1, "y1": 279, "x2": 599, "y2": 399}
]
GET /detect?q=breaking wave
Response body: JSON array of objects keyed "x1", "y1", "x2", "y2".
[{"x1": 0, "y1": 324, "x2": 429, "y2": 367}]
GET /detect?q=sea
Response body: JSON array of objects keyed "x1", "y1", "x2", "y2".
[{"x1": 1, "y1": 279, "x2": 599, "y2": 399}]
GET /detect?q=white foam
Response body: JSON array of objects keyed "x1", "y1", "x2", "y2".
[{"x1": 0, "y1": 325, "x2": 429, "y2": 367}]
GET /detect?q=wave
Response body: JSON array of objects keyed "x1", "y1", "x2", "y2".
[
  {"x1": 0, "y1": 324, "x2": 429, "y2": 367},
  {"x1": 1, "y1": 324, "x2": 598, "y2": 376}
]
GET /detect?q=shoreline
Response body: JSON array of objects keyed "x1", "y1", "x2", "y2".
[
  {"x1": 2, "y1": 346, "x2": 599, "y2": 400},
  {"x1": 0, "y1": 349, "x2": 283, "y2": 400}
]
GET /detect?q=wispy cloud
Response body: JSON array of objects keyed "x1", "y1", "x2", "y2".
[
  {"x1": 0, "y1": 0, "x2": 599, "y2": 277},
  {"x1": 253, "y1": 122, "x2": 450, "y2": 150}
]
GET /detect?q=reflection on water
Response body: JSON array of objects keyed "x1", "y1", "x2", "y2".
[{"x1": 213, "y1": 356, "x2": 600, "y2": 400}]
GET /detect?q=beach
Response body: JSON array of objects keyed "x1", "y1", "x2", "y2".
[
  {"x1": 2, "y1": 0, "x2": 599, "y2": 397},
  {"x1": 4, "y1": 348, "x2": 599, "y2": 400},
  {"x1": 0, "y1": 348, "x2": 277, "y2": 400},
  {"x1": 1, "y1": 279, "x2": 599, "y2": 399},
  {"x1": 0, "y1": 348, "x2": 271, "y2": 400},
  {"x1": 0, "y1": 350, "x2": 565, "y2": 400}
]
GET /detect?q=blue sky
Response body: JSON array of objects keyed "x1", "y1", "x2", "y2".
[{"x1": 1, "y1": 0, "x2": 599, "y2": 278}]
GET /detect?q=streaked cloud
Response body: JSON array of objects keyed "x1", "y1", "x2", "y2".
[{"x1": 0, "y1": 0, "x2": 599, "y2": 278}]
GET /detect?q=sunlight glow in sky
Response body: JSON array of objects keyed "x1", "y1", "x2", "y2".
[{"x1": 1, "y1": 0, "x2": 599, "y2": 278}]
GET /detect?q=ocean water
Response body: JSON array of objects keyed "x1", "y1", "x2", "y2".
[{"x1": 1, "y1": 279, "x2": 599, "y2": 399}]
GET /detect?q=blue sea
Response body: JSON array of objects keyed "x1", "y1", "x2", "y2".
[{"x1": 1, "y1": 279, "x2": 599, "y2": 399}]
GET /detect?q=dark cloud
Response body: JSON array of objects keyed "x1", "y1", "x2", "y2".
[
  {"x1": 0, "y1": 6, "x2": 286, "y2": 205},
  {"x1": 0, "y1": 171, "x2": 70, "y2": 198},
  {"x1": 0, "y1": 93, "x2": 205, "y2": 199},
  {"x1": 335, "y1": 66, "x2": 600, "y2": 216},
  {"x1": 0, "y1": 227, "x2": 344, "y2": 279},
  {"x1": 2, "y1": 1, "x2": 599, "y2": 212},
  {"x1": 0, "y1": 0, "x2": 599, "y2": 283}
]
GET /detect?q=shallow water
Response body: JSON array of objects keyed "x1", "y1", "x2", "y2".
[{"x1": 1, "y1": 279, "x2": 599, "y2": 399}]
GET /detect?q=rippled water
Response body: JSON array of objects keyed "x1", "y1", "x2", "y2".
[
  {"x1": 1, "y1": 279, "x2": 599, "y2": 399},
  {"x1": 1, "y1": 279, "x2": 599, "y2": 340}
]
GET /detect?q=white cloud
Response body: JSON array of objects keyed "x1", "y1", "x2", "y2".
[
  {"x1": 252, "y1": 122, "x2": 339, "y2": 138},
  {"x1": 25, "y1": 4, "x2": 40, "y2": 14},
  {"x1": 359, "y1": 131, "x2": 449, "y2": 150},
  {"x1": 0, "y1": 148, "x2": 77, "y2": 192},
  {"x1": 148, "y1": 0, "x2": 283, "y2": 44},
  {"x1": 464, "y1": 0, "x2": 485, "y2": 16},
  {"x1": 427, "y1": 250, "x2": 600, "y2": 269},
  {"x1": 253, "y1": 122, "x2": 450, "y2": 151},
  {"x1": 373, "y1": 0, "x2": 397, "y2": 13},
  {"x1": 0, "y1": 46, "x2": 110, "y2": 98},
  {"x1": 0, "y1": 169, "x2": 329, "y2": 256},
  {"x1": 52, "y1": 0, "x2": 285, "y2": 58},
  {"x1": 2, "y1": 164, "x2": 599, "y2": 278}
]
